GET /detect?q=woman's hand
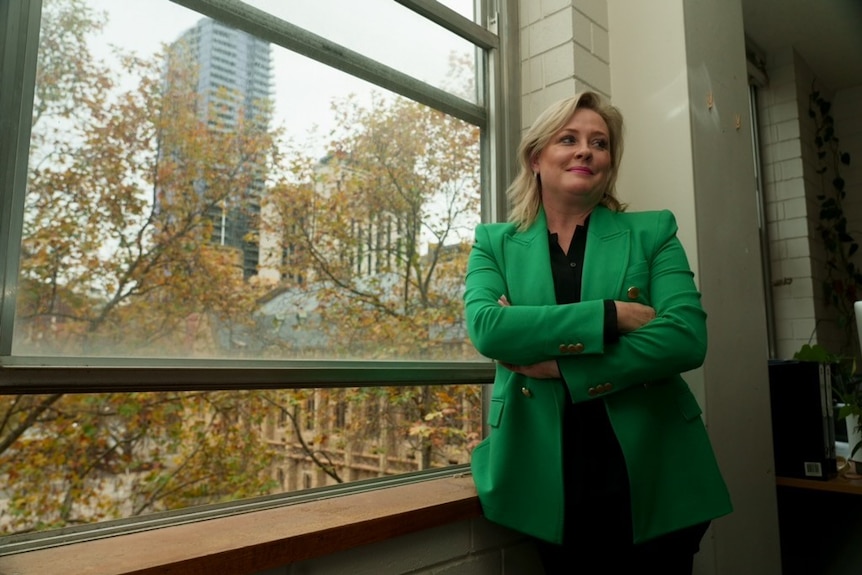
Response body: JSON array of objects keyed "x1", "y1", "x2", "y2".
[
  {"x1": 615, "y1": 301, "x2": 656, "y2": 333},
  {"x1": 496, "y1": 295, "x2": 560, "y2": 378}
]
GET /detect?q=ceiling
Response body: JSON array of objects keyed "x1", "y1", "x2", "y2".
[{"x1": 741, "y1": 0, "x2": 862, "y2": 92}]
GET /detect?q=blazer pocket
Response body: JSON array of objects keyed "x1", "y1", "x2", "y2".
[{"x1": 488, "y1": 398, "x2": 505, "y2": 428}]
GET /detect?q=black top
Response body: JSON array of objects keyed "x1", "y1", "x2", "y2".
[{"x1": 548, "y1": 216, "x2": 632, "y2": 544}]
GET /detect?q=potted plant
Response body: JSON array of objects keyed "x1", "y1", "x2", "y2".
[
  {"x1": 834, "y1": 375, "x2": 862, "y2": 472},
  {"x1": 799, "y1": 86, "x2": 861, "y2": 472}
]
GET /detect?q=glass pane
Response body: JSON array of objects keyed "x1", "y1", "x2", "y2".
[
  {"x1": 242, "y1": 0, "x2": 480, "y2": 103},
  {"x1": 437, "y1": 0, "x2": 478, "y2": 19},
  {"x1": 14, "y1": 0, "x2": 483, "y2": 361},
  {"x1": 0, "y1": 385, "x2": 482, "y2": 534}
]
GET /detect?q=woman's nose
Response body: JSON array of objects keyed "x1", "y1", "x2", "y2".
[{"x1": 574, "y1": 145, "x2": 591, "y2": 159}]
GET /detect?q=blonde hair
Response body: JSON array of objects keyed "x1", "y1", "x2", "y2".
[{"x1": 507, "y1": 91, "x2": 625, "y2": 230}]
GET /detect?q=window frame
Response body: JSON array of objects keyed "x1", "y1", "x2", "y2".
[{"x1": 0, "y1": 0, "x2": 519, "y2": 394}]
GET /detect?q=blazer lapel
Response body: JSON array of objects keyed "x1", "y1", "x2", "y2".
[
  {"x1": 503, "y1": 208, "x2": 556, "y2": 305},
  {"x1": 581, "y1": 206, "x2": 630, "y2": 301}
]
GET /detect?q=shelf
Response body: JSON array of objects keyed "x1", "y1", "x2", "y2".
[{"x1": 776, "y1": 469, "x2": 862, "y2": 495}]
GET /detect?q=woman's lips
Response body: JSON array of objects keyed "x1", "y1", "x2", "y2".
[{"x1": 568, "y1": 166, "x2": 593, "y2": 175}]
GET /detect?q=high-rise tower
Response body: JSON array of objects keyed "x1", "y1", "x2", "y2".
[{"x1": 169, "y1": 18, "x2": 273, "y2": 278}]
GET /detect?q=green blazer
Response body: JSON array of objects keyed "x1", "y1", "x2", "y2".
[{"x1": 465, "y1": 205, "x2": 732, "y2": 545}]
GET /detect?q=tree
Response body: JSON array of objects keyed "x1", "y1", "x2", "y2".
[
  {"x1": 1, "y1": 391, "x2": 277, "y2": 531},
  {"x1": 20, "y1": 26, "x2": 274, "y2": 356},
  {"x1": 256, "y1": 88, "x2": 482, "y2": 470},
  {"x1": 3, "y1": 0, "x2": 279, "y2": 533},
  {"x1": 261, "y1": 92, "x2": 479, "y2": 358}
]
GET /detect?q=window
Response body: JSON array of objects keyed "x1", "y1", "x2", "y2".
[{"x1": 0, "y1": 0, "x2": 514, "y2": 554}]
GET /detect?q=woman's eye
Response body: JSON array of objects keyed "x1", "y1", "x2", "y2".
[
  {"x1": 560, "y1": 135, "x2": 576, "y2": 144},
  {"x1": 592, "y1": 139, "x2": 609, "y2": 149}
]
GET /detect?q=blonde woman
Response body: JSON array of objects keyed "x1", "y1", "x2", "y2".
[{"x1": 465, "y1": 91, "x2": 732, "y2": 573}]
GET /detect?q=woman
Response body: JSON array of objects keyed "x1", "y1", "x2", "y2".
[{"x1": 464, "y1": 91, "x2": 732, "y2": 573}]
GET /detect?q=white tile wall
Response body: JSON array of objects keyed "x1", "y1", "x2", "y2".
[
  {"x1": 572, "y1": 42, "x2": 611, "y2": 95},
  {"x1": 758, "y1": 48, "x2": 815, "y2": 359},
  {"x1": 572, "y1": 0, "x2": 608, "y2": 28},
  {"x1": 759, "y1": 47, "x2": 862, "y2": 359},
  {"x1": 526, "y1": 9, "x2": 572, "y2": 55},
  {"x1": 518, "y1": 0, "x2": 610, "y2": 128},
  {"x1": 543, "y1": 43, "x2": 575, "y2": 84}
]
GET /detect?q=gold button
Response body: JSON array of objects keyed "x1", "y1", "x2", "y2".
[
  {"x1": 567, "y1": 343, "x2": 584, "y2": 354},
  {"x1": 601, "y1": 383, "x2": 613, "y2": 393},
  {"x1": 559, "y1": 344, "x2": 568, "y2": 353},
  {"x1": 521, "y1": 387, "x2": 532, "y2": 397},
  {"x1": 627, "y1": 286, "x2": 640, "y2": 299},
  {"x1": 588, "y1": 387, "x2": 597, "y2": 396}
]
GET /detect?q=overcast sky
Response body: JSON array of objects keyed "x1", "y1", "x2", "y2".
[{"x1": 87, "y1": 0, "x2": 475, "y2": 147}]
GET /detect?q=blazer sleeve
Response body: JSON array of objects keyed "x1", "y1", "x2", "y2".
[
  {"x1": 464, "y1": 224, "x2": 606, "y2": 366},
  {"x1": 559, "y1": 210, "x2": 708, "y2": 402}
]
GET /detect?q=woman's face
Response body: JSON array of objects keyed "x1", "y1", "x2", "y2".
[{"x1": 531, "y1": 107, "x2": 612, "y2": 208}]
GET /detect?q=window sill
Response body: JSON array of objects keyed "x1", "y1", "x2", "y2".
[{"x1": 0, "y1": 475, "x2": 481, "y2": 575}]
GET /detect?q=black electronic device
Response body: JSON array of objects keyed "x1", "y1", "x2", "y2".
[{"x1": 768, "y1": 359, "x2": 838, "y2": 480}]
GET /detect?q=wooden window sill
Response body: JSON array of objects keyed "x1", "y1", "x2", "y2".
[{"x1": 0, "y1": 475, "x2": 481, "y2": 575}]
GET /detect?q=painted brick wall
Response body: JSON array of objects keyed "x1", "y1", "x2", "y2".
[
  {"x1": 758, "y1": 49, "x2": 819, "y2": 359},
  {"x1": 518, "y1": 0, "x2": 610, "y2": 129},
  {"x1": 759, "y1": 48, "x2": 862, "y2": 360}
]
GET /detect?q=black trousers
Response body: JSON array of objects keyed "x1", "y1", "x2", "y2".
[
  {"x1": 534, "y1": 398, "x2": 710, "y2": 574},
  {"x1": 534, "y1": 520, "x2": 710, "y2": 575}
]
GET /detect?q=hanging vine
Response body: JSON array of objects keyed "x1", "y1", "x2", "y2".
[{"x1": 809, "y1": 85, "x2": 855, "y2": 355}]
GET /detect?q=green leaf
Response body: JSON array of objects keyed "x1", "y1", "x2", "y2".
[{"x1": 793, "y1": 343, "x2": 837, "y2": 363}]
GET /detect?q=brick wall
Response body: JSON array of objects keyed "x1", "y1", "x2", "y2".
[
  {"x1": 518, "y1": 0, "x2": 610, "y2": 128},
  {"x1": 759, "y1": 47, "x2": 862, "y2": 359}
]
